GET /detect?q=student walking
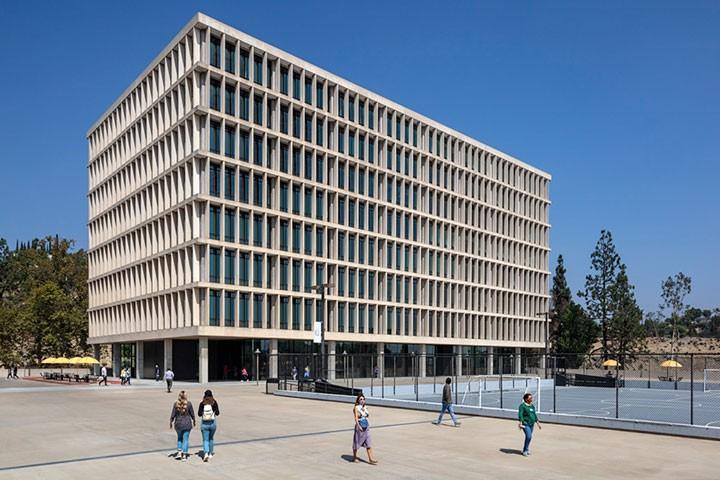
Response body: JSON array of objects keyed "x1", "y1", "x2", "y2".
[
  {"x1": 198, "y1": 389, "x2": 220, "y2": 462},
  {"x1": 125, "y1": 366, "x2": 131, "y2": 386},
  {"x1": 164, "y1": 368, "x2": 175, "y2": 393},
  {"x1": 169, "y1": 390, "x2": 195, "y2": 461},
  {"x1": 352, "y1": 394, "x2": 378, "y2": 465},
  {"x1": 155, "y1": 364, "x2": 161, "y2": 382},
  {"x1": 518, "y1": 392, "x2": 541, "y2": 456},
  {"x1": 98, "y1": 365, "x2": 108, "y2": 386},
  {"x1": 433, "y1": 377, "x2": 461, "y2": 427},
  {"x1": 120, "y1": 367, "x2": 127, "y2": 385},
  {"x1": 12, "y1": 365, "x2": 18, "y2": 379}
]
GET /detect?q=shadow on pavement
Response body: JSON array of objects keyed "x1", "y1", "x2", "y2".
[{"x1": 499, "y1": 448, "x2": 523, "y2": 455}]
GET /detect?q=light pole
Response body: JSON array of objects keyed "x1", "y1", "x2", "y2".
[
  {"x1": 254, "y1": 348, "x2": 261, "y2": 386},
  {"x1": 536, "y1": 311, "x2": 549, "y2": 379},
  {"x1": 310, "y1": 282, "x2": 334, "y2": 380}
]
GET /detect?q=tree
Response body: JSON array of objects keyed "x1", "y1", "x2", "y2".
[
  {"x1": 660, "y1": 272, "x2": 692, "y2": 357},
  {"x1": 578, "y1": 230, "x2": 622, "y2": 358},
  {"x1": 549, "y1": 255, "x2": 572, "y2": 349},
  {"x1": 607, "y1": 265, "x2": 646, "y2": 362},
  {"x1": 555, "y1": 302, "x2": 600, "y2": 366}
]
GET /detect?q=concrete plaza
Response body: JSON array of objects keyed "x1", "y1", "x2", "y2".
[{"x1": 1, "y1": 378, "x2": 718, "y2": 479}]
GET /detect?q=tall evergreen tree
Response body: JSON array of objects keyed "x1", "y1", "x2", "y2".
[
  {"x1": 607, "y1": 265, "x2": 645, "y2": 362},
  {"x1": 578, "y1": 230, "x2": 621, "y2": 358},
  {"x1": 555, "y1": 302, "x2": 599, "y2": 366},
  {"x1": 549, "y1": 255, "x2": 572, "y2": 348},
  {"x1": 660, "y1": 272, "x2": 692, "y2": 357}
]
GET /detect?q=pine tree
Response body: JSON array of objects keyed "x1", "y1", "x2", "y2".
[
  {"x1": 555, "y1": 302, "x2": 599, "y2": 367},
  {"x1": 579, "y1": 230, "x2": 621, "y2": 359},
  {"x1": 607, "y1": 265, "x2": 645, "y2": 363},
  {"x1": 660, "y1": 272, "x2": 692, "y2": 358},
  {"x1": 549, "y1": 255, "x2": 572, "y2": 349}
]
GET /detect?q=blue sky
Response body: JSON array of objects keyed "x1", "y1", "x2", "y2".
[{"x1": 0, "y1": 1, "x2": 717, "y2": 312}]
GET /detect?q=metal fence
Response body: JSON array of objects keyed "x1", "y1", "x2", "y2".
[{"x1": 270, "y1": 352, "x2": 720, "y2": 428}]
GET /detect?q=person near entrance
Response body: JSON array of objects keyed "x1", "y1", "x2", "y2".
[
  {"x1": 155, "y1": 364, "x2": 161, "y2": 381},
  {"x1": 98, "y1": 364, "x2": 108, "y2": 386},
  {"x1": 164, "y1": 368, "x2": 175, "y2": 393}
]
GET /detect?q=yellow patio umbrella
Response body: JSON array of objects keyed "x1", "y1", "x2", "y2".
[
  {"x1": 78, "y1": 356, "x2": 100, "y2": 365},
  {"x1": 661, "y1": 359, "x2": 683, "y2": 381},
  {"x1": 41, "y1": 357, "x2": 57, "y2": 365},
  {"x1": 67, "y1": 357, "x2": 84, "y2": 365},
  {"x1": 54, "y1": 357, "x2": 70, "y2": 374},
  {"x1": 660, "y1": 360, "x2": 682, "y2": 368},
  {"x1": 602, "y1": 359, "x2": 620, "y2": 368}
]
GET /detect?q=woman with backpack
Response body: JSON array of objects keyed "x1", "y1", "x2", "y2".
[
  {"x1": 169, "y1": 390, "x2": 195, "y2": 461},
  {"x1": 198, "y1": 389, "x2": 220, "y2": 462},
  {"x1": 352, "y1": 394, "x2": 378, "y2": 465}
]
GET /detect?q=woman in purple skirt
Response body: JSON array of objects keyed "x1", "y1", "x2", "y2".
[{"x1": 352, "y1": 394, "x2": 378, "y2": 464}]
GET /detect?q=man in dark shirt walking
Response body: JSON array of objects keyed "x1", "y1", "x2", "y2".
[{"x1": 433, "y1": 377, "x2": 461, "y2": 427}]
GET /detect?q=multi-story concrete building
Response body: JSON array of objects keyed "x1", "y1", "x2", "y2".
[{"x1": 87, "y1": 13, "x2": 551, "y2": 383}]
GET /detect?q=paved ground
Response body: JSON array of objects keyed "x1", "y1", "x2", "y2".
[{"x1": 1, "y1": 378, "x2": 719, "y2": 479}]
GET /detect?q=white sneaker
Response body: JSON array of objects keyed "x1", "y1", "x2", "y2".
[
  {"x1": 209, "y1": 453, "x2": 214, "y2": 459},
  {"x1": 175, "y1": 451, "x2": 182, "y2": 460},
  {"x1": 203, "y1": 453, "x2": 209, "y2": 462}
]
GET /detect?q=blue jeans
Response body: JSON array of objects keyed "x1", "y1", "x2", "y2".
[
  {"x1": 176, "y1": 429, "x2": 190, "y2": 453},
  {"x1": 201, "y1": 420, "x2": 217, "y2": 454},
  {"x1": 437, "y1": 402, "x2": 458, "y2": 424},
  {"x1": 522, "y1": 424, "x2": 534, "y2": 453}
]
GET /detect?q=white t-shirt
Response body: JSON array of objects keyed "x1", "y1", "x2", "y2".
[
  {"x1": 101, "y1": 367, "x2": 107, "y2": 376},
  {"x1": 164, "y1": 370, "x2": 175, "y2": 380}
]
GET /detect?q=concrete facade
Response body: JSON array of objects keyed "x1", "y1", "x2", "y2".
[{"x1": 86, "y1": 13, "x2": 551, "y2": 382}]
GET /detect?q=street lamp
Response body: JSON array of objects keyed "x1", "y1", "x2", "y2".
[
  {"x1": 254, "y1": 348, "x2": 261, "y2": 386},
  {"x1": 536, "y1": 311, "x2": 549, "y2": 379},
  {"x1": 310, "y1": 282, "x2": 334, "y2": 380}
]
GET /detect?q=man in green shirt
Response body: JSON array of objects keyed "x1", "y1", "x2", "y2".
[{"x1": 518, "y1": 392, "x2": 541, "y2": 456}]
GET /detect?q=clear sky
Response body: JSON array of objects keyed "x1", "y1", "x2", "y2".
[{"x1": 0, "y1": 1, "x2": 717, "y2": 312}]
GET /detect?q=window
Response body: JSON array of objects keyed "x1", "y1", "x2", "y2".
[
  {"x1": 305, "y1": 114, "x2": 312, "y2": 142},
  {"x1": 316, "y1": 119, "x2": 324, "y2": 147},
  {"x1": 316, "y1": 82, "x2": 324, "y2": 109},
  {"x1": 292, "y1": 110, "x2": 301, "y2": 138},
  {"x1": 338, "y1": 302, "x2": 345, "y2": 331},
  {"x1": 338, "y1": 162, "x2": 345, "y2": 189},
  {"x1": 280, "y1": 67, "x2": 289, "y2": 94},
  {"x1": 292, "y1": 148, "x2": 301, "y2": 176},
  {"x1": 348, "y1": 96, "x2": 355, "y2": 122},
  {"x1": 368, "y1": 172, "x2": 375, "y2": 197},
  {"x1": 210, "y1": 37, "x2": 221, "y2": 67},
  {"x1": 209, "y1": 205, "x2": 220, "y2": 240},
  {"x1": 225, "y1": 250, "x2": 235, "y2": 284},
  {"x1": 293, "y1": 73, "x2": 301, "y2": 100},
  {"x1": 349, "y1": 134, "x2": 355, "y2": 157},
  {"x1": 224, "y1": 167, "x2": 235, "y2": 200},
  {"x1": 210, "y1": 121, "x2": 220, "y2": 154},
  {"x1": 338, "y1": 232, "x2": 345, "y2": 260},
  {"x1": 253, "y1": 214, "x2": 263, "y2": 246},
  {"x1": 280, "y1": 259, "x2": 289, "y2": 290},
  {"x1": 254, "y1": 96, "x2": 263, "y2": 125},
  {"x1": 224, "y1": 292, "x2": 235, "y2": 326},
  {"x1": 239, "y1": 131, "x2": 249, "y2": 161},
  {"x1": 368, "y1": 139, "x2": 375, "y2": 163},
  {"x1": 239, "y1": 212, "x2": 249, "y2": 244},
  {"x1": 209, "y1": 248, "x2": 220, "y2": 282},
  {"x1": 348, "y1": 234, "x2": 356, "y2": 262},
  {"x1": 225, "y1": 126, "x2": 235, "y2": 158},
  {"x1": 280, "y1": 106, "x2": 289, "y2": 134},
  {"x1": 254, "y1": 56, "x2": 263, "y2": 84},
  {"x1": 253, "y1": 136, "x2": 263, "y2": 166},
  {"x1": 305, "y1": 299, "x2": 313, "y2": 330},
  {"x1": 338, "y1": 197, "x2": 345, "y2": 225},
  {"x1": 225, "y1": 85, "x2": 235, "y2": 115},
  {"x1": 225, "y1": 42, "x2": 235, "y2": 74},
  {"x1": 280, "y1": 220, "x2": 289, "y2": 251},
  {"x1": 368, "y1": 206, "x2": 375, "y2": 231},
  {"x1": 292, "y1": 299, "x2": 301, "y2": 329},
  {"x1": 349, "y1": 269, "x2": 356, "y2": 297},
  {"x1": 240, "y1": 49, "x2": 249, "y2": 78},
  {"x1": 239, "y1": 91, "x2": 249, "y2": 120},
  {"x1": 359, "y1": 135, "x2": 365, "y2": 161},
  {"x1": 358, "y1": 100, "x2": 365, "y2": 126},
  {"x1": 210, "y1": 80, "x2": 221, "y2": 110},
  {"x1": 315, "y1": 191, "x2": 324, "y2": 219},
  {"x1": 209, "y1": 289, "x2": 220, "y2": 326},
  {"x1": 239, "y1": 171, "x2": 249, "y2": 203},
  {"x1": 252, "y1": 294, "x2": 262, "y2": 328},
  {"x1": 239, "y1": 252, "x2": 249, "y2": 285},
  {"x1": 292, "y1": 222, "x2": 301, "y2": 253},
  {"x1": 292, "y1": 260, "x2": 301, "y2": 292},
  {"x1": 368, "y1": 239, "x2": 375, "y2": 265},
  {"x1": 358, "y1": 202, "x2": 365, "y2": 230},
  {"x1": 304, "y1": 188, "x2": 312, "y2": 217},
  {"x1": 292, "y1": 185, "x2": 300, "y2": 215},
  {"x1": 280, "y1": 182, "x2": 289, "y2": 212},
  {"x1": 316, "y1": 228, "x2": 324, "y2": 257},
  {"x1": 305, "y1": 78, "x2": 312, "y2": 105},
  {"x1": 280, "y1": 144, "x2": 289, "y2": 173},
  {"x1": 348, "y1": 199, "x2": 356, "y2": 227},
  {"x1": 316, "y1": 155, "x2": 324, "y2": 183},
  {"x1": 304, "y1": 225, "x2": 312, "y2": 255},
  {"x1": 209, "y1": 163, "x2": 221, "y2": 197},
  {"x1": 368, "y1": 105, "x2": 374, "y2": 129},
  {"x1": 253, "y1": 174, "x2": 263, "y2": 206},
  {"x1": 239, "y1": 293, "x2": 249, "y2": 327},
  {"x1": 338, "y1": 92, "x2": 345, "y2": 117},
  {"x1": 224, "y1": 208, "x2": 235, "y2": 242},
  {"x1": 338, "y1": 128, "x2": 345, "y2": 153},
  {"x1": 253, "y1": 254, "x2": 263, "y2": 287}
]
